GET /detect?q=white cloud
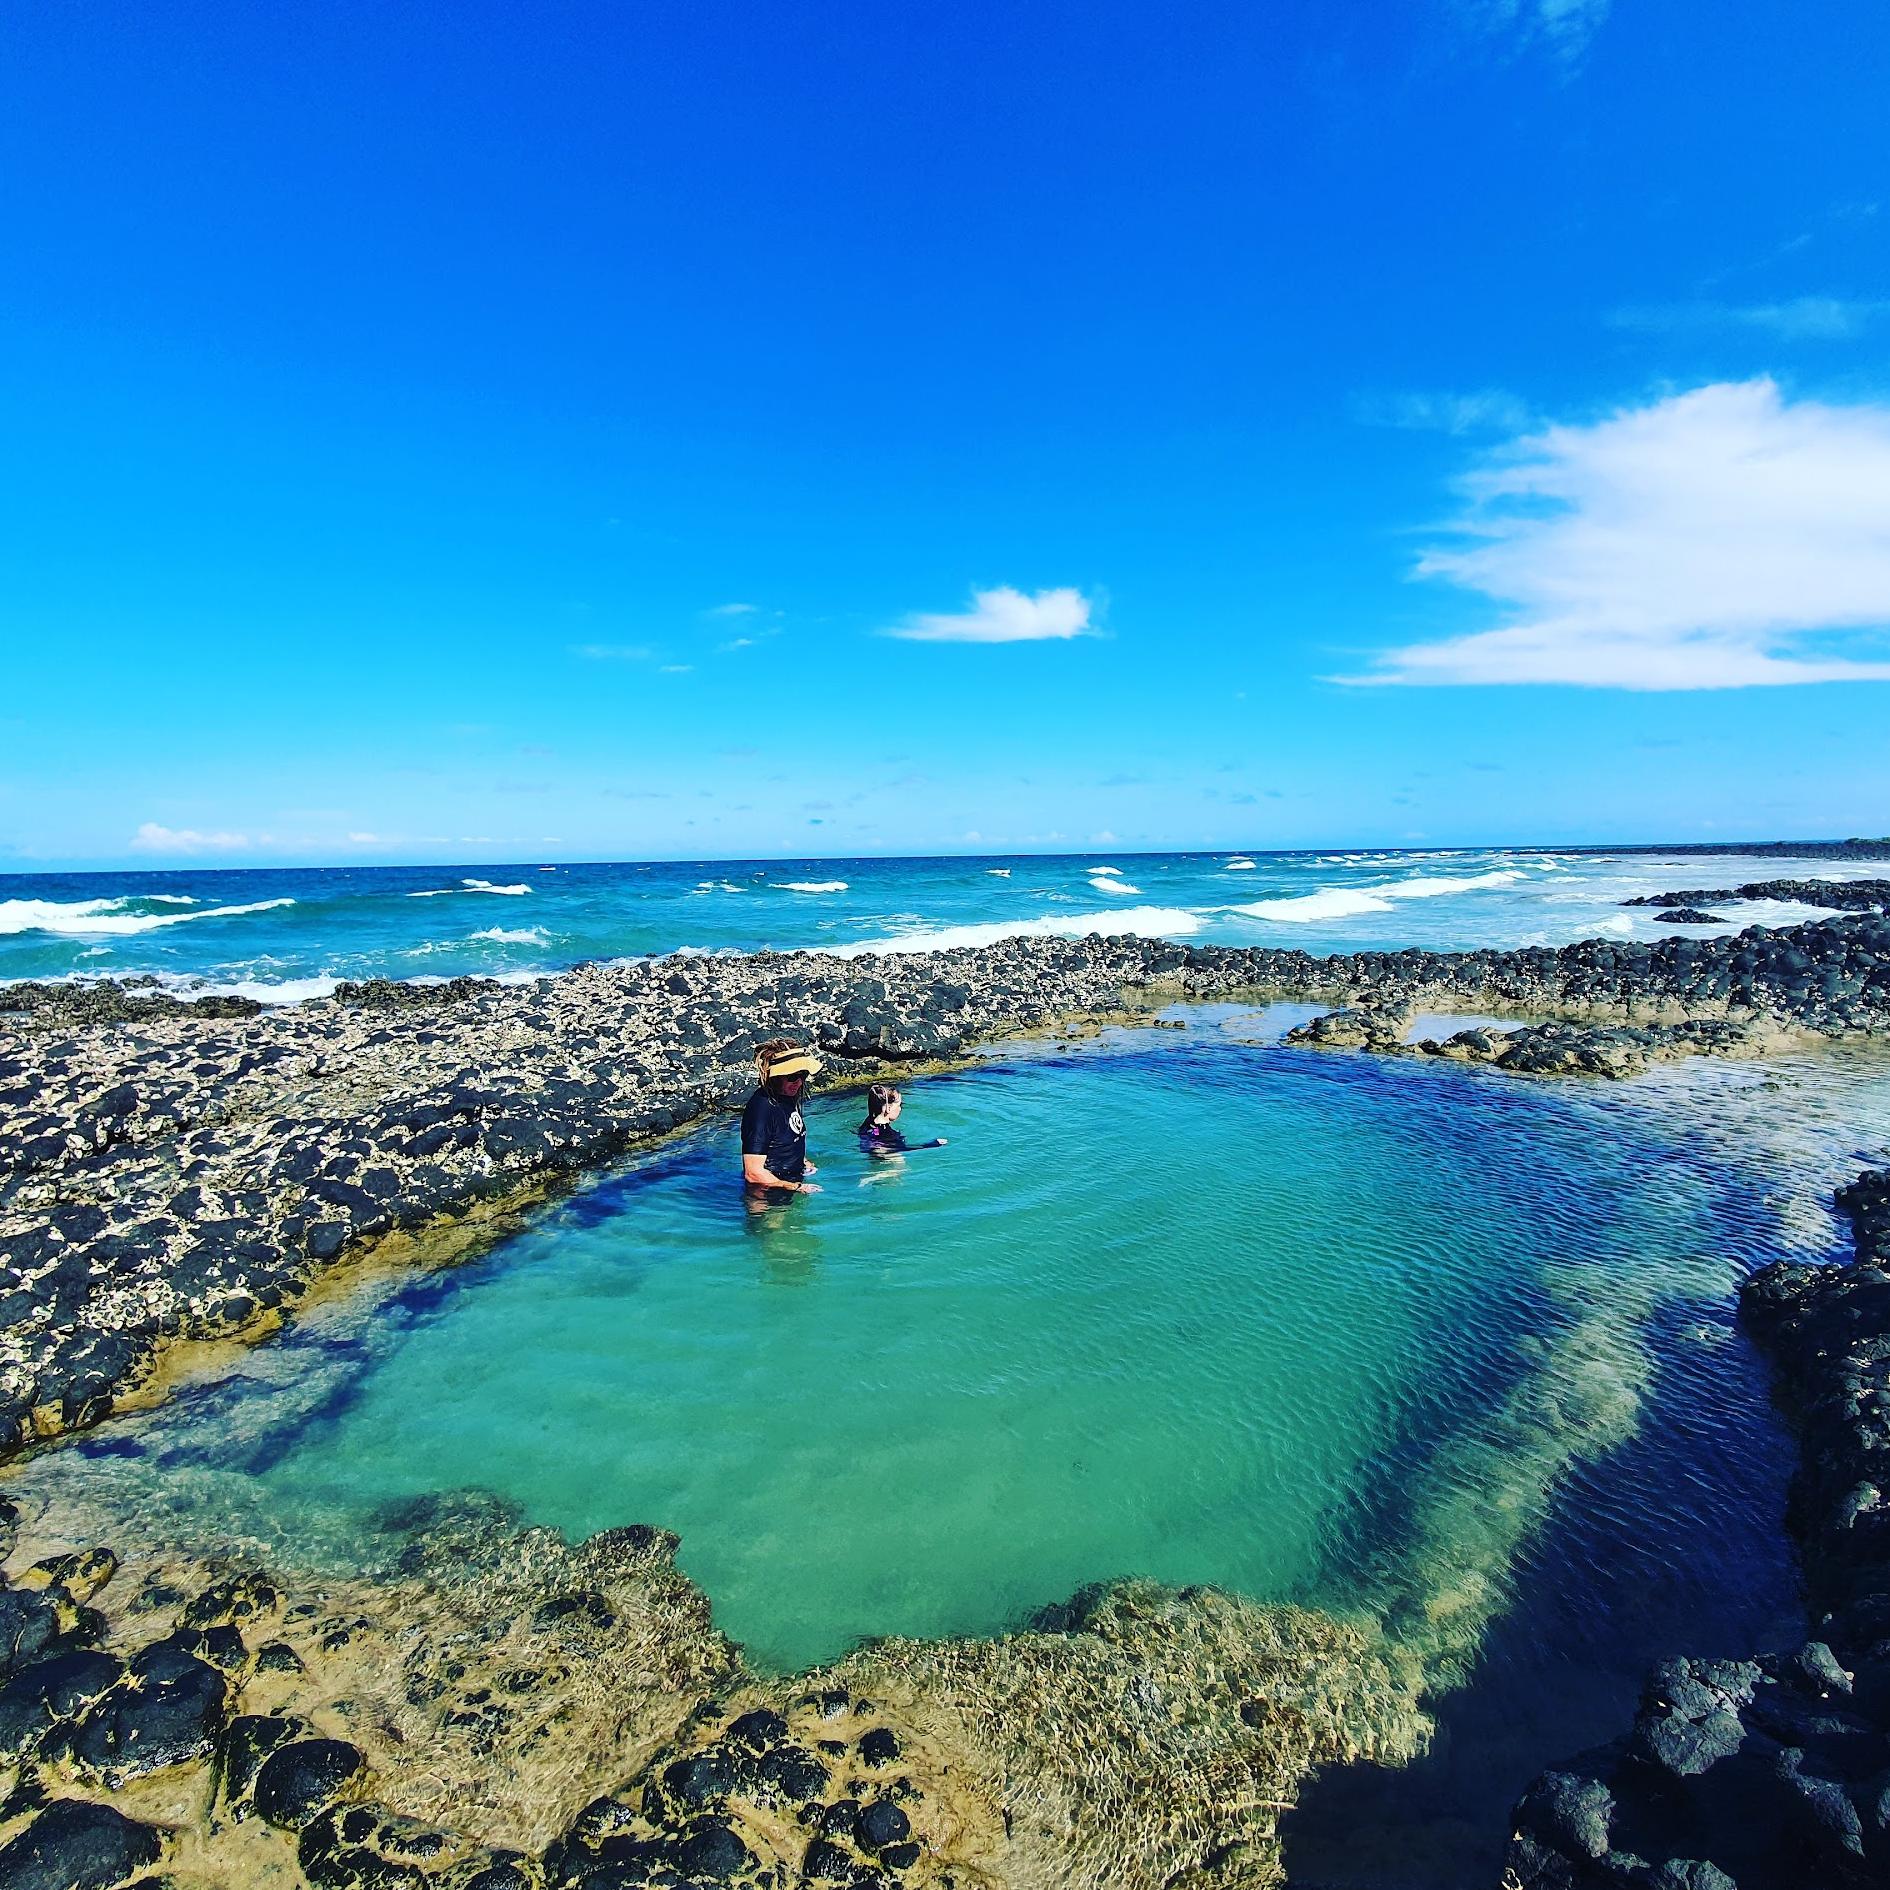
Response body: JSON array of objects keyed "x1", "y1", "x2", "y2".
[
  {"x1": 1456, "y1": 0, "x2": 1611, "y2": 66},
  {"x1": 1608, "y1": 298, "x2": 1889, "y2": 341},
  {"x1": 132, "y1": 822, "x2": 252, "y2": 854},
  {"x1": 659, "y1": 664, "x2": 694, "y2": 674},
  {"x1": 571, "y1": 643, "x2": 657, "y2": 662},
  {"x1": 346, "y1": 831, "x2": 385, "y2": 844},
  {"x1": 705, "y1": 602, "x2": 759, "y2": 618},
  {"x1": 1354, "y1": 388, "x2": 1532, "y2": 434},
  {"x1": 1350, "y1": 379, "x2": 1890, "y2": 690},
  {"x1": 886, "y1": 585, "x2": 1095, "y2": 644}
]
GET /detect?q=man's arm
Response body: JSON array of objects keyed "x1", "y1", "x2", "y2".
[{"x1": 742, "y1": 1153, "x2": 819, "y2": 1192}]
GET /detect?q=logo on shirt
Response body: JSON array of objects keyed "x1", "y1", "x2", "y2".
[{"x1": 789, "y1": 1109, "x2": 804, "y2": 1134}]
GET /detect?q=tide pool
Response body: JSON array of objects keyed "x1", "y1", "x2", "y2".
[{"x1": 23, "y1": 1019, "x2": 1840, "y2": 1697}]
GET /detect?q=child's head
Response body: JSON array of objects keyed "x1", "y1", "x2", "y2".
[{"x1": 862, "y1": 1083, "x2": 901, "y2": 1127}]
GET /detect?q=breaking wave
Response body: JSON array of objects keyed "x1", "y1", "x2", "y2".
[
  {"x1": 0, "y1": 896, "x2": 296, "y2": 938},
  {"x1": 1234, "y1": 870, "x2": 1527, "y2": 925},
  {"x1": 407, "y1": 879, "x2": 533, "y2": 898},
  {"x1": 829, "y1": 904, "x2": 1202, "y2": 957}
]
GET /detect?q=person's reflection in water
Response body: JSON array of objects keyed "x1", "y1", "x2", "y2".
[{"x1": 741, "y1": 1190, "x2": 823, "y2": 1282}]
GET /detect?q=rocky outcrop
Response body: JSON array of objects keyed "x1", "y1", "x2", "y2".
[
  {"x1": 1503, "y1": 1166, "x2": 1890, "y2": 1888},
  {"x1": 5, "y1": 915, "x2": 1890, "y2": 1463},
  {"x1": 1650, "y1": 909, "x2": 1729, "y2": 926},
  {"x1": 1283, "y1": 1002, "x2": 1414, "y2": 1052},
  {"x1": 1625, "y1": 880, "x2": 1890, "y2": 913}
]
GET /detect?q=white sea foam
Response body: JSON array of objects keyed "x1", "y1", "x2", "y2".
[
  {"x1": 1088, "y1": 876, "x2": 1142, "y2": 896},
  {"x1": 987, "y1": 868, "x2": 1012, "y2": 877},
  {"x1": 146, "y1": 893, "x2": 199, "y2": 905},
  {"x1": 407, "y1": 878, "x2": 532, "y2": 898},
  {"x1": 1234, "y1": 887, "x2": 1396, "y2": 923},
  {"x1": 829, "y1": 905, "x2": 1202, "y2": 956},
  {"x1": 217, "y1": 974, "x2": 343, "y2": 1004},
  {"x1": 778, "y1": 880, "x2": 848, "y2": 893},
  {"x1": 1376, "y1": 869, "x2": 1527, "y2": 899},
  {"x1": 1233, "y1": 868, "x2": 1527, "y2": 924},
  {"x1": 693, "y1": 880, "x2": 745, "y2": 894},
  {"x1": 1222, "y1": 858, "x2": 1257, "y2": 871},
  {"x1": 0, "y1": 896, "x2": 295, "y2": 938},
  {"x1": 1089, "y1": 865, "x2": 1125, "y2": 877},
  {"x1": 471, "y1": 926, "x2": 550, "y2": 946}
]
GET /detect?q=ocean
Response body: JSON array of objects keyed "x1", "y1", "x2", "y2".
[{"x1": 1, "y1": 844, "x2": 1877, "y2": 999}]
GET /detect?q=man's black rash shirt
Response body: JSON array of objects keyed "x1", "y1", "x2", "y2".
[{"x1": 740, "y1": 1087, "x2": 807, "y2": 1183}]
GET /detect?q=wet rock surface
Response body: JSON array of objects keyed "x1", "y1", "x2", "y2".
[
  {"x1": 0, "y1": 1493, "x2": 1414, "y2": 1889},
  {"x1": 5, "y1": 915, "x2": 1889, "y2": 1458},
  {"x1": 1504, "y1": 1164, "x2": 1890, "y2": 1889}
]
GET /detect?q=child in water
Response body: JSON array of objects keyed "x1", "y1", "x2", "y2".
[{"x1": 857, "y1": 1084, "x2": 947, "y2": 1155}]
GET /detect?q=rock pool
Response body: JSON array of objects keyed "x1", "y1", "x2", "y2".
[{"x1": 14, "y1": 1013, "x2": 1890, "y2": 1883}]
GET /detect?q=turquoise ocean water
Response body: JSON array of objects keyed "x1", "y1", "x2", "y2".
[{"x1": 2, "y1": 845, "x2": 1881, "y2": 997}]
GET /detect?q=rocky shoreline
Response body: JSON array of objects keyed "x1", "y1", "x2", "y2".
[
  {"x1": 6, "y1": 909, "x2": 1889, "y2": 1454},
  {"x1": 5, "y1": 906, "x2": 1890, "y2": 1888}
]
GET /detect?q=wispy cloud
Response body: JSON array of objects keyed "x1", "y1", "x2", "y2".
[
  {"x1": 704, "y1": 602, "x2": 759, "y2": 618},
  {"x1": 131, "y1": 822, "x2": 254, "y2": 854},
  {"x1": 1347, "y1": 379, "x2": 1890, "y2": 689},
  {"x1": 1608, "y1": 297, "x2": 1889, "y2": 341},
  {"x1": 1354, "y1": 388, "x2": 1532, "y2": 434},
  {"x1": 885, "y1": 585, "x2": 1096, "y2": 644},
  {"x1": 1455, "y1": 0, "x2": 1612, "y2": 68},
  {"x1": 571, "y1": 643, "x2": 658, "y2": 662}
]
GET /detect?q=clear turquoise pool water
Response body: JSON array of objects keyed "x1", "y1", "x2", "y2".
[{"x1": 35, "y1": 1015, "x2": 1868, "y2": 1704}]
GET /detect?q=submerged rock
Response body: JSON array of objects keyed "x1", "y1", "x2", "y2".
[
  {"x1": 1506, "y1": 1163, "x2": 1890, "y2": 1888},
  {"x1": 0, "y1": 1797, "x2": 165, "y2": 1890}
]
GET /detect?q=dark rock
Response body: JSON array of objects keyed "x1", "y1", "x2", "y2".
[
  {"x1": 219, "y1": 1711, "x2": 304, "y2": 1799},
  {"x1": 803, "y1": 1838, "x2": 857, "y2": 1881},
  {"x1": 0, "y1": 1648, "x2": 123, "y2": 1756},
  {"x1": 726, "y1": 1706, "x2": 788, "y2": 1748},
  {"x1": 669, "y1": 1819, "x2": 752, "y2": 1880},
  {"x1": 858, "y1": 1726, "x2": 900, "y2": 1767},
  {"x1": 254, "y1": 1638, "x2": 305, "y2": 1674},
  {"x1": 0, "y1": 1587, "x2": 77, "y2": 1681},
  {"x1": 1514, "y1": 1769, "x2": 1614, "y2": 1861},
  {"x1": 0, "y1": 1796, "x2": 165, "y2": 1890},
  {"x1": 58, "y1": 1639, "x2": 227, "y2": 1782},
  {"x1": 857, "y1": 1798, "x2": 913, "y2": 1850}
]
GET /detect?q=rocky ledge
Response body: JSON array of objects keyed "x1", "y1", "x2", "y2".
[
  {"x1": 1624, "y1": 880, "x2": 1890, "y2": 914},
  {"x1": 1503, "y1": 1166, "x2": 1890, "y2": 1890},
  {"x1": 5, "y1": 911, "x2": 1890, "y2": 1460}
]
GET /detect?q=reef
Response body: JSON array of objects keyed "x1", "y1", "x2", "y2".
[
  {"x1": 0, "y1": 1482, "x2": 1428, "y2": 1890},
  {"x1": 1503, "y1": 1165, "x2": 1890, "y2": 1890}
]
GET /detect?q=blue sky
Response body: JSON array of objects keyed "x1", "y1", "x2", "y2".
[{"x1": 2, "y1": 0, "x2": 1887, "y2": 868}]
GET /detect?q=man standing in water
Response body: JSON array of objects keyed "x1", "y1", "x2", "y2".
[{"x1": 741, "y1": 1040, "x2": 822, "y2": 1199}]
